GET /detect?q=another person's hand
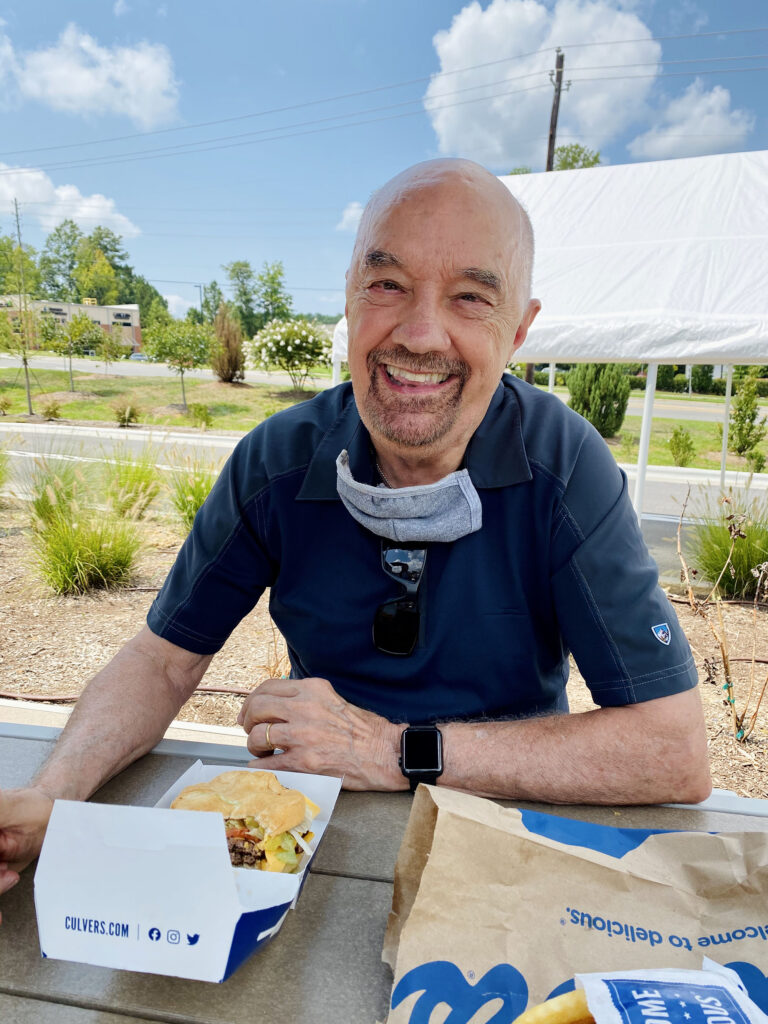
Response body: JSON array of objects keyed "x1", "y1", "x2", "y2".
[
  {"x1": 237, "y1": 676, "x2": 406, "y2": 790},
  {"x1": 0, "y1": 787, "x2": 55, "y2": 924}
]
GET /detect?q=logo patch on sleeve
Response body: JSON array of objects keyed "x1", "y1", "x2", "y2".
[{"x1": 651, "y1": 622, "x2": 671, "y2": 645}]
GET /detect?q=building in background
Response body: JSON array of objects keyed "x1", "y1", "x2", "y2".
[{"x1": 0, "y1": 296, "x2": 142, "y2": 353}]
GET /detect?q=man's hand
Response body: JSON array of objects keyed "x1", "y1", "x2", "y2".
[
  {"x1": 237, "y1": 677, "x2": 406, "y2": 791},
  {"x1": 0, "y1": 787, "x2": 55, "y2": 923}
]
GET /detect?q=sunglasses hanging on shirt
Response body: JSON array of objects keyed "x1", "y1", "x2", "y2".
[{"x1": 373, "y1": 541, "x2": 427, "y2": 656}]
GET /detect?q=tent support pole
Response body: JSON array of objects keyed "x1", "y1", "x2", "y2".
[
  {"x1": 720, "y1": 365, "x2": 733, "y2": 491},
  {"x1": 332, "y1": 358, "x2": 342, "y2": 387},
  {"x1": 633, "y1": 362, "x2": 657, "y2": 521},
  {"x1": 548, "y1": 363, "x2": 556, "y2": 392}
]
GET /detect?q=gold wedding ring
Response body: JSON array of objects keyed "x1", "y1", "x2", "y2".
[{"x1": 264, "y1": 722, "x2": 275, "y2": 751}]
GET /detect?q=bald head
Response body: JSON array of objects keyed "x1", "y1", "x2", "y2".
[{"x1": 349, "y1": 158, "x2": 534, "y2": 302}]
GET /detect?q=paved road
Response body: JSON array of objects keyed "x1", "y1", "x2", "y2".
[{"x1": 3, "y1": 354, "x2": 765, "y2": 423}]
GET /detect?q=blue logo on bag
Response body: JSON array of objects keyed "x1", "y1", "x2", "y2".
[
  {"x1": 726, "y1": 962, "x2": 768, "y2": 1013},
  {"x1": 391, "y1": 961, "x2": 528, "y2": 1023},
  {"x1": 652, "y1": 622, "x2": 671, "y2": 645}
]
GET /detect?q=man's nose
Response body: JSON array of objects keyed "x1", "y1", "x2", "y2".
[{"x1": 391, "y1": 292, "x2": 451, "y2": 353}]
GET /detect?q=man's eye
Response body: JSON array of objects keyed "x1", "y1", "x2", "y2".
[{"x1": 457, "y1": 293, "x2": 486, "y2": 304}]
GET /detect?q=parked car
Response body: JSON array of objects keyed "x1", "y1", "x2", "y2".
[{"x1": 129, "y1": 352, "x2": 148, "y2": 361}]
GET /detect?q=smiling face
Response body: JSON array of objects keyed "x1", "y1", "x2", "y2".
[{"x1": 345, "y1": 160, "x2": 539, "y2": 476}]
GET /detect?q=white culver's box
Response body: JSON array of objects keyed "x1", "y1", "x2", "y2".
[{"x1": 34, "y1": 761, "x2": 342, "y2": 982}]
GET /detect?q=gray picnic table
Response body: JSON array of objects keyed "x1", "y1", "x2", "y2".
[{"x1": 1, "y1": 722, "x2": 767, "y2": 1024}]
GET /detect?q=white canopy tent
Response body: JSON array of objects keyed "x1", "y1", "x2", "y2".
[{"x1": 331, "y1": 150, "x2": 768, "y2": 514}]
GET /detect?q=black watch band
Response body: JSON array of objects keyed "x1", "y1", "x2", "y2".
[{"x1": 399, "y1": 725, "x2": 443, "y2": 793}]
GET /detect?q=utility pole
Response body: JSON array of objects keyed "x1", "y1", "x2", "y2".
[
  {"x1": 525, "y1": 49, "x2": 567, "y2": 386},
  {"x1": 13, "y1": 198, "x2": 33, "y2": 415},
  {"x1": 546, "y1": 49, "x2": 565, "y2": 171}
]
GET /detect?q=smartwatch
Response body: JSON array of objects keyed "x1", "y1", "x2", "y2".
[{"x1": 399, "y1": 725, "x2": 443, "y2": 792}]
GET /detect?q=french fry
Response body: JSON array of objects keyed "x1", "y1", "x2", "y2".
[{"x1": 513, "y1": 989, "x2": 593, "y2": 1024}]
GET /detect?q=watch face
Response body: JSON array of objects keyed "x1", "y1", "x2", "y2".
[{"x1": 403, "y1": 728, "x2": 442, "y2": 772}]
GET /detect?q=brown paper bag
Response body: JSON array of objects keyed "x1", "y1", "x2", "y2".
[{"x1": 382, "y1": 786, "x2": 768, "y2": 1024}]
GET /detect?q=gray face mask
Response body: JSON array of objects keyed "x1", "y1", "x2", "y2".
[{"x1": 335, "y1": 449, "x2": 482, "y2": 543}]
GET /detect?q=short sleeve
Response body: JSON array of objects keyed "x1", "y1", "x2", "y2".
[
  {"x1": 551, "y1": 460, "x2": 698, "y2": 707},
  {"x1": 146, "y1": 437, "x2": 275, "y2": 654}
]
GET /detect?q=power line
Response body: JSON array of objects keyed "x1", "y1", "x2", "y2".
[
  {"x1": 1, "y1": 62, "x2": 764, "y2": 180},
  {"x1": 0, "y1": 25, "x2": 765, "y2": 161}
]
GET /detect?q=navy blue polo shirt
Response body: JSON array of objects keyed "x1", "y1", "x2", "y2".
[{"x1": 147, "y1": 377, "x2": 697, "y2": 723}]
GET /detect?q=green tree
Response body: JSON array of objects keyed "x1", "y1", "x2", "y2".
[
  {"x1": 554, "y1": 144, "x2": 601, "y2": 170},
  {"x1": 143, "y1": 320, "x2": 213, "y2": 410},
  {"x1": 223, "y1": 259, "x2": 257, "y2": 336},
  {"x1": 66, "y1": 312, "x2": 107, "y2": 356},
  {"x1": 100, "y1": 324, "x2": 127, "y2": 374},
  {"x1": 145, "y1": 296, "x2": 173, "y2": 331},
  {"x1": 567, "y1": 363, "x2": 630, "y2": 438},
  {"x1": 211, "y1": 302, "x2": 245, "y2": 383},
  {"x1": 0, "y1": 309, "x2": 37, "y2": 413},
  {"x1": 254, "y1": 260, "x2": 293, "y2": 332},
  {"x1": 117, "y1": 273, "x2": 167, "y2": 325},
  {"x1": 0, "y1": 235, "x2": 41, "y2": 297},
  {"x1": 729, "y1": 371, "x2": 768, "y2": 458},
  {"x1": 185, "y1": 306, "x2": 204, "y2": 324},
  {"x1": 87, "y1": 227, "x2": 130, "y2": 273},
  {"x1": 73, "y1": 247, "x2": 119, "y2": 305},
  {"x1": 39, "y1": 220, "x2": 83, "y2": 300},
  {"x1": 508, "y1": 166, "x2": 533, "y2": 175},
  {"x1": 202, "y1": 280, "x2": 224, "y2": 323},
  {"x1": 38, "y1": 314, "x2": 76, "y2": 391}
]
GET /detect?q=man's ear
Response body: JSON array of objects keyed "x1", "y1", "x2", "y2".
[{"x1": 511, "y1": 298, "x2": 541, "y2": 355}]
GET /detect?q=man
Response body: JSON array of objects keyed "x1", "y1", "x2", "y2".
[{"x1": 0, "y1": 159, "x2": 710, "y2": 909}]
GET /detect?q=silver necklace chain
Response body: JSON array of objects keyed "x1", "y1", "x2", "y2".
[{"x1": 375, "y1": 460, "x2": 394, "y2": 489}]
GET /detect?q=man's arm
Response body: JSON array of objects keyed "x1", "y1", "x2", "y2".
[
  {"x1": 237, "y1": 677, "x2": 712, "y2": 804},
  {"x1": 0, "y1": 627, "x2": 212, "y2": 898}
]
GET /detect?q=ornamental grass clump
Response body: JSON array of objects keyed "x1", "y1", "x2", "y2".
[
  {"x1": 248, "y1": 318, "x2": 330, "y2": 391},
  {"x1": 167, "y1": 453, "x2": 218, "y2": 534},
  {"x1": 103, "y1": 446, "x2": 160, "y2": 520},
  {"x1": 30, "y1": 507, "x2": 140, "y2": 595},
  {"x1": 687, "y1": 489, "x2": 768, "y2": 600},
  {"x1": 23, "y1": 454, "x2": 82, "y2": 526}
]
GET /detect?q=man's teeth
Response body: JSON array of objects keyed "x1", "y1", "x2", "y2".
[{"x1": 385, "y1": 365, "x2": 449, "y2": 385}]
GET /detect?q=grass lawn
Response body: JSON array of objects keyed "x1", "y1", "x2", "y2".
[
  {"x1": 608, "y1": 415, "x2": 767, "y2": 472},
  {"x1": 0, "y1": 368, "x2": 318, "y2": 432}
]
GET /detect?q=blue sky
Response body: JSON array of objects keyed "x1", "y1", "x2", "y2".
[{"x1": 0, "y1": 0, "x2": 765, "y2": 319}]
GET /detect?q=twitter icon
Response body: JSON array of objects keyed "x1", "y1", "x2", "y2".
[{"x1": 187, "y1": 934, "x2": 200, "y2": 946}]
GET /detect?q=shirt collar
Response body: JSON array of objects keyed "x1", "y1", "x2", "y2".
[{"x1": 296, "y1": 376, "x2": 532, "y2": 501}]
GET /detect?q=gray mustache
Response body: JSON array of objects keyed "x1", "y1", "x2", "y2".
[{"x1": 368, "y1": 347, "x2": 469, "y2": 380}]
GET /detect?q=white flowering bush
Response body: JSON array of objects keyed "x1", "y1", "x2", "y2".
[{"x1": 248, "y1": 318, "x2": 330, "y2": 390}]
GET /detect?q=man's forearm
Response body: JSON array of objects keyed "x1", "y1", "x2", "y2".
[
  {"x1": 32, "y1": 627, "x2": 212, "y2": 803},
  {"x1": 438, "y1": 688, "x2": 712, "y2": 805}
]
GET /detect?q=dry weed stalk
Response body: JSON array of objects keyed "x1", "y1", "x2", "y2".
[
  {"x1": 260, "y1": 620, "x2": 290, "y2": 680},
  {"x1": 677, "y1": 488, "x2": 768, "y2": 742}
]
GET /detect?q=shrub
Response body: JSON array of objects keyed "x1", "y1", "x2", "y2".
[
  {"x1": 628, "y1": 376, "x2": 646, "y2": 390},
  {"x1": 113, "y1": 400, "x2": 140, "y2": 427},
  {"x1": 211, "y1": 303, "x2": 245, "y2": 383},
  {"x1": 755, "y1": 378, "x2": 768, "y2": 399},
  {"x1": 248, "y1": 318, "x2": 330, "y2": 390},
  {"x1": 30, "y1": 510, "x2": 140, "y2": 595},
  {"x1": 710, "y1": 377, "x2": 727, "y2": 396},
  {"x1": 622, "y1": 363, "x2": 644, "y2": 376},
  {"x1": 555, "y1": 372, "x2": 567, "y2": 386},
  {"x1": 104, "y1": 447, "x2": 160, "y2": 519},
  {"x1": 746, "y1": 449, "x2": 766, "y2": 475},
  {"x1": 567, "y1": 363, "x2": 630, "y2": 438},
  {"x1": 729, "y1": 372, "x2": 767, "y2": 457},
  {"x1": 691, "y1": 365, "x2": 713, "y2": 394},
  {"x1": 672, "y1": 373, "x2": 688, "y2": 393},
  {"x1": 687, "y1": 490, "x2": 768, "y2": 599},
  {"x1": 41, "y1": 399, "x2": 62, "y2": 420},
  {"x1": 533, "y1": 370, "x2": 549, "y2": 385},
  {"x1": 0, "y1": 394, "x2": 11, "y2": 415},
  {"x1": 167, "y1": 455, "x2": 218, "y2": 534},
  {"x1": 656, "y1": 365, "x2": 677, "y2": 391},
  {"x1": 668, "y1": 425, "x2": 696, "y2": 467},
  {"x1": 188, "y1": 403, "x2": 213, "y2": 429}
]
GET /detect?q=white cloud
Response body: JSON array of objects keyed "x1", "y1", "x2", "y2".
[
  {"x1": 0, "y1": 163, "x2": 140, "y2": 236},
  {"x1": 336, "y1": 201, "x2": 364, "y2": 232},
  {"x1": 113, "y1": 0, "x2": 130, "y2": 16},
  {"x1": 164, "y1": 294, "x2": 194, "y2": 318},
  {"x1": 425, "y1": 0, "x2": 661, "y2": 170},
  {"x1": 627, "y1": 79, "x2": 754, "y2": 160},
  {"x1": 3, "y1": 22, "x2": 178, "y2": 129}
]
